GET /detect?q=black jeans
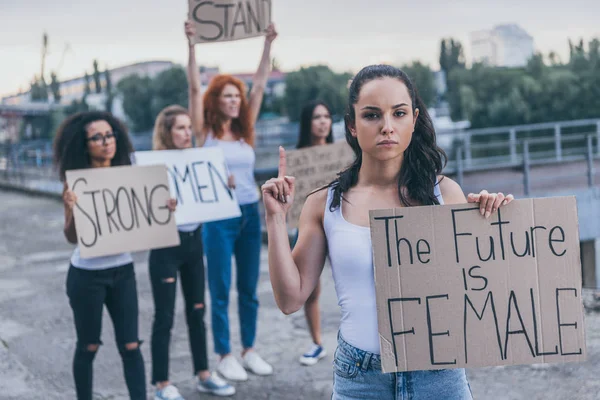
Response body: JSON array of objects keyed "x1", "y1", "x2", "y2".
[
  {"x1": 66, "y1": 263, "x2": 146, "y2": 400},
  {"x1": 149, "y1": 226, "x2": 208, "y2": 384}
]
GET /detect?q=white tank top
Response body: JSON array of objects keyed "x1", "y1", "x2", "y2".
[
  {"x1": 70, "y1": 247, "x2": 133, "y2": 270},
  {"x1": 204, "y1": 133, "x2": 258, "y2": 206},
  {"x1": 324, "y1": 183, "x2": 444, "y2": 354}
]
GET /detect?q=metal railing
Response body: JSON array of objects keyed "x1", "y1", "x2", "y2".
[{"x1": 2, "y1": 118, "x2": 600, "y2": 197}]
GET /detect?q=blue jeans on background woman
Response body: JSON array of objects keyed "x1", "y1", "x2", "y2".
[{"x1": 203, "y1": 202, "x2": 262, "y2": 355}]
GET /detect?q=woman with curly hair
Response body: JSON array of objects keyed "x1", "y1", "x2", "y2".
[
  {"x1": 192, "y1": 23, "x2": 278, "y2": 382},
  {"x1": 53, "y1": 111, "x2": 170, "y2": 400}
]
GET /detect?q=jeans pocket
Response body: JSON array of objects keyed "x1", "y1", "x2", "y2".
[{"x1": 333, "y1": 352, "x2": 359, "y2": 379}]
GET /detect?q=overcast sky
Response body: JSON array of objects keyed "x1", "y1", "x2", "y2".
[{"x1": 1, "y1": 0, "x2": 598, "y2": 96}]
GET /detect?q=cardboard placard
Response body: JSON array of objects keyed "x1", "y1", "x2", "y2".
[
  {"x1": 286, "y1": 142, "x2": 355, "y2": 229},
  {"x1": 369, "y1": 197, "x2": 586, "y2": 373},
  {"x1": 134, "y1": 147, "x2": 241, "y2": 225},
  {"x1": 188, "y1": 0, "x2": 272, "y2": 44},
  {"x1": 66, "y1": 165, "x2": 180, "y2": 258}
]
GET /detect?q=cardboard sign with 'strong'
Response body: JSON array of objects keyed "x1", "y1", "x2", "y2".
[
  {"x1": 134, "y1": 147, "x2": 241, "y2": 225},
  {"x1": 286, "y1": 142, "x2": 355, "y2": 229},
  {"x1": 369, "y1": 197, "x2": 586, "y2": 373},
  {"x1": 188, "y1": 0, "x2": 272, "y2": 44},
  {"x1": 66, "y1": 165, "x2": 180, "y2": 259}
]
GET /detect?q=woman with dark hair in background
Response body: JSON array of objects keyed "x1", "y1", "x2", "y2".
[
  {"x1": 54, "y1": 111, "x2": 171, "y2": 400},
  {"x1": 294, "y1": 100, "x2": 333, "y2": 366},
  {"x1": 146, "y1": 21, "x2": 235, "y2": 400},
  {"x1": 191, "y1": 23, "x2": 278, "y2": 382},
  {"x1": 262, "y1": 65, "x2": 513, "y2": 399}
]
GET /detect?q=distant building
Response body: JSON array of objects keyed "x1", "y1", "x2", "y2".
[
  {"x1": 0, "y1": 61, "x2": 288, "y2": 137},
  {"x1": 2, "y1": 61, "x2": 175, "y2": 107},
  {"x1": 470, "y1": 24, "x2": 534, "y2": 67}
]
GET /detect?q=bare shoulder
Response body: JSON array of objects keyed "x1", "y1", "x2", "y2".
[
  {"x1": 301, "y1": 188, "x2": 328, "y2": 223},
  {"x1": 438, "y1": 175, "x2": 467, "y2": 204}
]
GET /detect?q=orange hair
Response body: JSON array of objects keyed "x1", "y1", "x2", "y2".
[{"x1": 203, "y1": 74, "x2": 254, "y2": 147}]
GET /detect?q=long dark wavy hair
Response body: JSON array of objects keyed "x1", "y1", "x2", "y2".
[
  {"x1": 296, "y1": 100, "x2": 334, "y2": 149},
  {"x1": 329, "y1": 64, "x2": 447, "y2": 210},
  {"x1": 53, "y1": 111, "x2": 134, "y2": 181}
]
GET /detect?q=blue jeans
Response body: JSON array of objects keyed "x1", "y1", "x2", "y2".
[
  {"x1": 333, "y1": 334, "x2": 473, "y2": 400},
  {"x1": 203, "y1": 202, "x2": 261, "y2": 355}
]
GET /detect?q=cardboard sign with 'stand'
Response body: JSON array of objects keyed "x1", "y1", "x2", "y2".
[
  {"x1": 189, "y1": 0, "x2": 272, "y2": 44},
  {"x1": 66, "y1": 165, "x2": 180, "y2": 259},
  {"x1": 134, "y1": 147, "x2": 241, "y2": 225},
  {"x1": 369, "y1": 197, "x2": 586, "y2": 373}
]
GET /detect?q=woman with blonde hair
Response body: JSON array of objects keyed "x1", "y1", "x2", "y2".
[
  {"x1": 192, "y1": 23, "x2": 278, "y2": 382},
  {"x1": 146, "y1": 21, "x2": 235, "y2": 400}
]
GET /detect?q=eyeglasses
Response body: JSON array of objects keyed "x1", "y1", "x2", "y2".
[{"x1": 87, "y1": 132, "x2": 117, "y2": 145}]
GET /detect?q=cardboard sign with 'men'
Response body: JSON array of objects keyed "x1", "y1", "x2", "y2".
[
  {"x1": 134, "y1": 147, "x2": 241, "y2": 225},
  {"x1": 189, "y1": 0, "x2": 272, "y2": 44},
  {"x1": 369, "y1": 197, "x2": 586, "y2": 373},
  {"x1": 286, "y1": 142, "x2": 354, "y2": 229},
  {"x1": 66, "y1": 165, "x2": 180, "y2": 259}
]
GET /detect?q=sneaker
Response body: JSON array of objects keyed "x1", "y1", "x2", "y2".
[
  {"x1": 299, "y1": 343, "x2": 327, "y2": 366},
  {"x1": 217, "y1": 355, "x2": 248, "y2": 382},
  {"x1": 154, "y1": 384, "x2": 184, "y2": 400},
  {"x1": 242, "y1": 351, "x2": 273, "y2": 376},
  {"x1": 197, "y1": 372, "x2": 236, "y2": 397}
]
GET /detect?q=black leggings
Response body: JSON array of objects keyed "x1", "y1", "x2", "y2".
[
  {"x1": 149, "y1": 226, "x2": 208, "y2": 384},
  {"x1": 66, "y1": 263, "x2": 146, "y2": 400}
]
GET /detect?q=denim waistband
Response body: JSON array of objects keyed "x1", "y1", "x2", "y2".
[{"x1": 337, "y1": 332, "x2": 382, "y2": 372}]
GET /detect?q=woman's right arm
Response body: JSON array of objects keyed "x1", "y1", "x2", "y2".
[
  {"x1": 63, "y1": 182, "x2": 78, "y2": 244},
  {"x1": 262, "y1": 148, "x2": 328, "y2": 314},
  {"x1": 185, "y1": 21, "x2": 206, "y2": 147}
]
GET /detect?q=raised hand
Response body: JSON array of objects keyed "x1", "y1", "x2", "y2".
[
  {"x1": 261, "y1": 146, "x2": 295, "y2": 216},
  {"x1": 265, "y1": 23, "x2": 278, "y2": 44},
  {"x1": 467, "y1": 190, "x2": 514, "y2": 218},
  {"x1": 185, "y1": 20, "x2": 196, "y2": 44}
]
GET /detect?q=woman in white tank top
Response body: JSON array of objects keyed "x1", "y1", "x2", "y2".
[
  {"x1": 189, "y1": 23, "x2": 279, "y2": 382},
  {"x1": 262, "y1": 65, "x2": 514, "y2": 400}
]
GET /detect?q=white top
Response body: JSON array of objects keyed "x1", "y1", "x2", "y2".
[
  {"x1": 204, "y1": 133, "x2": 259, "y2": 205},
  {"x1": 70, "y1": 247, "x2": 133, "y2": 270},
  {"x1": 178, "y1": 222, "x2": 200, "y2": 232},
  {"x1": 324, "y1": 183, "x2": 444, "y2": 354}
]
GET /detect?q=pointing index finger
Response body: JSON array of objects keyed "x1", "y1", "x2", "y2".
[{"x1": 278, "y1": 146, "x2": 287, "y2": 178}]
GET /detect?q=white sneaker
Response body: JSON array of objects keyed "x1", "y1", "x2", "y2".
[
  {"x1": 154, "y1": 384, "x2": 184, "y2": 400},
  {"x1": 197, "y1": 372, "x2": 236, "y2": 397},
  {"x1": 299, "y1": 343, "x2": 327, "y2": 366},
  {"x1": 242, "y1": 351, "x2": 273, "y2": 376},
  {"x1": 217, "y1": 355, "x2": 248, "y2": 382}
]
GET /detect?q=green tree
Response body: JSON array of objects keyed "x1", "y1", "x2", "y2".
[
  {"x1": 104, "y1": 68, "x2": 113, "y2": 112},
  {"x1": 50, "y1": 72, "x2": 61, "y2": 102},
  {"x1": 151, "y1": 66, "x2": 188, "y2": 116},
  {"x1": 64, "y1": 98, "x2": 89, "y2": 116},
  {"x1": 117, "y1": 74, "x2": 155, "y2": 132},
  {"x1": 93, "y1": 60, "x2": 102, "y2": 94},
  {"x1": 84, "y1": 72, "x2": 92, "y2": 95},
  {"x1": 30, "y1": 76, "x2": 48, "y2": 101},
  {"x1": 283, "y1": 65, "x2": 351, "y2": 121},
  {"x1": 400, "y1": 61, "x2": 435, "y2": 106}
]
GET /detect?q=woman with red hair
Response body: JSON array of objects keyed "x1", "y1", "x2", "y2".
[{"x1": 192, "y1": 24, "x2": 278, "y2": 382}]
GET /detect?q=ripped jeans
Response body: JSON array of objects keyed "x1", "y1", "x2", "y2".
[
  {"x1": 149, "y1": 226, "x2": 208, "y2": 384},
  {"x1": 66, "y1": 263, "x2": 146, "y2": 400},
  {"x1": 333, "y1": 333, "x2": 473, "y2": 400}
]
